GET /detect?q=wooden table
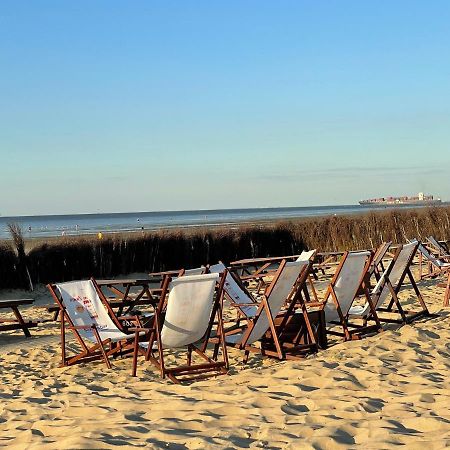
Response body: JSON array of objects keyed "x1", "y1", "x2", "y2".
[
  {"x1": 96, "y1": 278, "x2": 162, "y2": 315},
  {"x1": 231, "y1": 251, "x2": 346, "y2": 278},
  {"x1": 230, "y1": 255, "x2": 300, "y2": 277},
  {"x1": 0, "y1": 299, "x2": 37, "y2": 337}
]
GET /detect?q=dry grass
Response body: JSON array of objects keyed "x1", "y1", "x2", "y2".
[{"x1": 0, "y1": 207, "x2": 449, "y2": 287}]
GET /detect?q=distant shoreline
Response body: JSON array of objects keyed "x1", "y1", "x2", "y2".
[
  {"x1": 0, "y1": 204, "x2": 443, "y2": 252},
  {"x1": 1, "y1": 203, "x2": 449, "y2": 242}
]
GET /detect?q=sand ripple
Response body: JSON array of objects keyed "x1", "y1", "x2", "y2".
[{"x1": 0, "y1": 280, "x2": 449, "y2": 448}]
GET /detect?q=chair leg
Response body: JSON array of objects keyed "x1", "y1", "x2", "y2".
[
  {"x1": 407, "y1": 270, "x2": 430, "y2": 314},
  {"x1": 187, "y1": 345, "x2": 192, "y2": 366},
  {"x1": 93, "y1": 328, "x2": 111, "y2": 369},
  {"x1": 213, "y1": 343, "x2": 220, "y2": 360},
  {"x1": 61, "y1": 312, "x2": 66, "y2": 366},
  {"x1": 132, "y1": 330, "x2": 140, "y2": 377},
  {"x1": 444, "y1": 274, "x2": 450, "y2": 307}
]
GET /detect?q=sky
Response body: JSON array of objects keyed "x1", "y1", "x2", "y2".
[{"x1": 1, "y1": 1, "x2": 449, "y2": 216}]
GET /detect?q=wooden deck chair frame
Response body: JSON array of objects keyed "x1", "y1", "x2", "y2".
[
  {"x1": 218, "y1": 260, "x2": 319, "y2": 361},
  {"x1": 47, "y1": 278, "x2": 147, "y2": 369},
  {"x1": 208, "y1": 261, "x2": 260, "y2": 325},
  {"x1": 372, "y1": 242, "x2": 431, "y2": 324},
  {"x1": 417, "y1": 242, "x2": 450, "y2": 280},
  {"x1": 355, "y1": 242, "x2": 391, "y2": 296},
  {"x1": 426, "y1": 236, "x2": 450, "y2": 259},
  {"x1": 321, "y1": 251, "x2": 383, "y2": 341},
  {"x1": 371, "y1": 242, "x2": 392, "y2": 280},
  {"x1": 258, "y1": 259, "x2": 319, "y2": 359},
  {"x1": 226, "y1": 269, "x2": 260, "y2": 323},
  {"x1": 131, "y1": 272, "x2": 229, "y2": 383},
  {"x1": 444, "y1": 272, "x2": 450, "y2": 307},
  {"x1": 231, "y1": 250, "x2": 319, "y2": 303}
]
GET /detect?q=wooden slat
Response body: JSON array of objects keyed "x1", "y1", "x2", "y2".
[{"x1": 0, "y1": 299, "x2": 34, "y2": 308}]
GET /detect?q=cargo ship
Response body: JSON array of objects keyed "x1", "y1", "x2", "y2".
[{"x1": 359, "y1": 192, "x2": 442, "y2": 207}]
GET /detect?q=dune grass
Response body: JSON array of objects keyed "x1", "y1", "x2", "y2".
[{"x1": 1, "y1": 206, "x2": 449, "y2": 288}]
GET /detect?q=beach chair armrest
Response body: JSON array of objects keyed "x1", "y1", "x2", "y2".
[
  {"x1": 229, "y1": 302, "x2": 258, "y2": 307},
  {"x1": 306, "y1": 302, "x2": 325, "y2": 308},
  {"x1": 128, "y1": 327, "x2": 153, "y2": 333},
  {"x1": 241, "y1": 273, "x2": 271, "y2": 281},
  {"x1": 68, "y1": 325, "x2": 95, "y2": 330},
  {"x1": 117, "y1": 315, "x2": 140, "y2": 321}
]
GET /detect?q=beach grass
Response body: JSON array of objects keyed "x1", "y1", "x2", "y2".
[{"x1": 1, "y1": 206, "x2": 449, "y2": 288}]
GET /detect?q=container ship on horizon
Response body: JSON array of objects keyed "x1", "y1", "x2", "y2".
[{"x1": 359, "y1": 192, "x2": 442, "y2": 207}]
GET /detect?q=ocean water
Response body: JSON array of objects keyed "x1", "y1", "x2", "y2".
[{"x1": 0, "y1": 204, "x2": 438, "y2": 239}]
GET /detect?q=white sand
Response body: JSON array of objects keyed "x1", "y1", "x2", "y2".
[{"x1": 0, "y1": 274, "x2": 449, "y2": 449}]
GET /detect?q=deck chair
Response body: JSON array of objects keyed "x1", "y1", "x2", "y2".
[
  {"x1": 354, "y1": 242, "x2": 391, "y2": 296},
  {"x1": 349, "y1": 240, "x2": 430, "y2": 324},
  {"x1": 297, "y1": 250, "x2": 320, "y2": 302},
  {"x1": 427, "y1": 236, "x2": 450, "y2": 258},
  {"x1": 131, "y1": 272, "x2": 229, "y2": 383},
  {"x1": 321, "y1": 251, "x2": 382, "y2": 341},
  {"x1": 209, "y1": 262, "x2": 259, "y2": 319},
  {"x1": 241, "y1": 249, "x2": 316, "y2": 280},
  {"x1": 219, "y1": 260, "x2": 318, "y2": 360},
  {"x1": 417, "y1": 242, "x2": 450, "y2": 279},
  {"x1": 234, "y1": 250, "x2": 319, "y2": 300},
  {"x1": 48, "y1": 279, "x2": 147, "y2": 368},
  {"x1": 370, "y1": 242, "x2": 392, "y2": 279}
]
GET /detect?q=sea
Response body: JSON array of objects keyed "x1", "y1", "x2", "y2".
[{"x1": 0, "y1": 204, "x2": 444, "y2": 240}]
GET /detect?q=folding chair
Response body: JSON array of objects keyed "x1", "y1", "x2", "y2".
[
  {"x1": 349, "y1": 240, "x2": 431, "y2": 324},
  {"x1": 218, "y1": 260, "x2": 318, "y2": 360},
  {"x1": 209, "y1": 262, "x2": 259, "y2": 320},
  {"x1": 370, "y1": 242, "x2": 392, "y2": 280},
  {"x1": 131, "y1": 272, "x2": 229, "y2": 383},
  {"x1": 416, "y1": 242, "x2": 450, "y2": 279},
  {"x1": 321, "y1": 251, "x2": 382, "y2": 341},
  {"x1": 426, "y1": 236, "x2": 450, "y2": 258},
  {"x1": 47, "y1": 279, "x2": 147, "y2": 368}
]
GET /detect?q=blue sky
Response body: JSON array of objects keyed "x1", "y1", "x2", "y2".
[{"x1": 1, "y1": 1, "x2": 449, "y2": 215}]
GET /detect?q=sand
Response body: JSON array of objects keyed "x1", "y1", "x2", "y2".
[{"x1": 0, "y1": 273, "x2": 449, "y2": 449}]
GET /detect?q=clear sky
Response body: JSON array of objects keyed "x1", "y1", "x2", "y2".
[{"x1": 1, "y1": 1, "x2": 449, "y2": 216}]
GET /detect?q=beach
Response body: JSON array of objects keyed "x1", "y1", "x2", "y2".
[
  {"x1": 3, "y1": 1, "x2": 449, "y2": 447},
  {"x1": 0, "y1": 269, "x2": 449, "y2": 449}
]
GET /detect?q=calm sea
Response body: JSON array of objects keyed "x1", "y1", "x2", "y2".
[{"x1": 0, "y1": 204, "x2": 439, "y2": 239}]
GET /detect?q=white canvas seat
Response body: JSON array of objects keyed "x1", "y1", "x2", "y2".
[
  {"x1": 132, "y1": 272, "x2": 229, "y2": 382},
  {"x1": 318, "y1": 250, "x2": 382, "y2": 341},
  {"x1": 416, "y1": 242, "x2": 450, "y2": 280},
  {"x1": 209, "y1": 262, "x2": 258, "y2": 318},
  {"x1": 427, "y1": 236, "x2": 450, "y2": 258},
  {"x1": 296, "y1": 250, "x2": 316, "y2": 262},
  {"x1": 225, "y1": 260, "x2": 309, "y2": 347},
  {"x1": 139, "y1": 273, "x2": 219, "y2": 350},
  {"x1": 349, "y1": 243, "x2": 417, "y2": 318},
  {"x1": 349, "y1": 240, "x2": 430, "y2": 323},
  {"x1": 57, "y1": 280, "x2": 137, "y2": 343},
  {"x1": 182, "y1": 266, "x2": 207, "y2": 276},
  {"x1": 323, "y1": 251, "x2": 371, "y2": 324},
  {"x1": 419, "y1": 244, "x2": 450, "y2": 268},
  {"x1": 347, "y1": 275, "x2": 385, "y2": 317},
  {"x1": 48, "y1": 279, "x2": 147, "y2": 369}
]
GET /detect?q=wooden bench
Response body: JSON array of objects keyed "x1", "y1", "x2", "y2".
[{"x1": 0, "y1": 299, "x2": 37, "y2": 337}]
